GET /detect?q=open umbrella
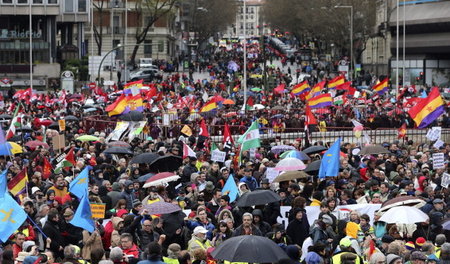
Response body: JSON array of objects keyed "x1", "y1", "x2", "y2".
[
  {"x1": 358, "y1": 145, "x2": 390, "y2": 155},
  {"x1": 76, "y1": 135, "x2": 100, "y2": 142},
  {"x1": 0, "y1": 114, "x2": 12, "y2": 119},
  {"x1": 39, "y1": 119, "x2": 54, "y2": 127},
  {"x1": 107, "y1": 141, "x2": 132, "y2": 148},
  {"x1": 304, "y1": 160, "x2": 321, "y2": 173},
  {"x1": 274, "y1": 158, "x2": 306, "y2": 171},
  {"x1": 273, "y1": 171, "x2": 310, "y2": 183},
  {"x1": 64, "y1": 115, "x2": 79, "y2": 122},
  {"x1": 270, "y1": 114, "x2": 284, "y2": 119},
  {"x1": 148, "y1": 156, "x2": 183, "y2": 172},
  {"x1": 48, "y1": 122, "x2": 60, "y2": 130},
  {"x1": 271, "y1": 145, "x2": 295, "y2": 154},
  {"x1": 223, "y1": 112, "x2": 237, "y2": 117},
  {"x1": 272, "y1": 105, "x2": 284, "y2": 110},
  {"x1": 251, "y1": 87, "x2": 262, "y2": 92},
  {"x1": 103, "y1": 147, "x2": 134, "y2": 155},
  {"x1": 84, "y1": 108, "x2": 98, "y2": 113},
  {"x1": 211, "y1": 235, "x2": 288, "y2": 263},
  {"x1": 222, "y1": 99, "x2": 235, "y2": 105},
  {"x1": 143, "y1": 172, "x2": 180, "y2": 188},
  {"x1": 303, "y1": 145, "x2": 328, "y2": 155},
  {"x1": 8, "y1": 135, "x2": 22, "y2": 142},
  {"x1": 378, "y1": 196, "x2": 426, "y2": 213},
  {"x1": 25, "y1": 140, "x2": 49, "y2": 150},
  {"x1": 280, "y1": 150, "x2": 310, "y2": 161},
  {"x1": 236, "y1": 190, "x2": 281, "y2": 207},
  {"x1": 130, "y1": 153, "x2": 160, "y2": 164},
  {"x1": 141, "y1": 201, "x2": 181, "y2": 215},
  {"x1": 120, "y1": 111, "x2": 144, "y2": 121},
  {"x1": 0, "y1": 142, "x2": 23, "y2": 155},
  {"x1": 17, "y1": 126, "x2": 33, "y2": 132},
  {"x1": 137, "y1": 173, "x2": 155, "y2": 183},
  {"x1": 442, "y1": 219, "x2": 450, "y2": 230},
  {"x1": 252, "y1": 104, "x2": 265, "y2": 110},
  {"x1": 379, "y1": 206, "x2": 429, "y2": 224}
]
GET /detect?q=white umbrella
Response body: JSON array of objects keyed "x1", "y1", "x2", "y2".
[
  {"x1": 252, "y1": 104, "x2": 265, "y2": 110},
  {"x1": 143, "y1": 174, "x2": 180, "y2": 188},
  {"x1": 379, "y1": 206, "x2": 429, "y2": 224},
  {"x1": 274, "y1": 157, "x2": 306, "y2": 171}
]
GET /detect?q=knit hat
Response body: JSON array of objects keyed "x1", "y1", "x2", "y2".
[
  {"x1": 386, "y1": 254, "x2": 402, "y2": 264},
  {"x1": 405, "y1": 241, "x2": 415, "y2": 250},
  {"x1": 340, "y1": 237, "x2": 353, "y2": 248},
  {"x1": 322, "y1": 215, "x2": 333, "y2": 225},
  {"x1": 416, "y1": 237, "x2": 426, "y2": 247}
]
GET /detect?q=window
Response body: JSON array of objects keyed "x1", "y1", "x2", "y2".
[
  {"x1": 2, "y1": 0, "x2": 13, "y2": 4},
  {"x1": 47, "y1": 0, "x2": 57, "y2": 4},
  {"x1": 158, "y1": 40, "x2": 164, "y2": 53},
  {"x1": 17, "y1": 0, "x2": 28, "y2": 4},
  {"x1": 79, "y1": 0, "x2": 86, "y2": 12},
  {"x1": 144, "y1": 40, "x2": 152, "y2": 54},
  {"x1": 239, "y1": 22, "x2": 243, "y2": 29},
  {"x1": 64, "y1": 0, "x2": 74, "y2": 12},
  {"x1": 33, "y1": 0, "x2": 43, "y2": 3}
]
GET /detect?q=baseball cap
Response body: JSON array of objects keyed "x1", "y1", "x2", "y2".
[
  {"x1": 433, "y1": 198, "x2": 444, "y2": 204},
  {"x1": 193, "y1": 226, "x2": 208, "y2": 235}
]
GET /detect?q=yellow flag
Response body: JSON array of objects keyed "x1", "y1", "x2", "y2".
[{"x1": 181, "y1": 125, "x2": 192, "y2": 136}]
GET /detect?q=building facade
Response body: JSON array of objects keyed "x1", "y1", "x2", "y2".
[{"x1": 223, "y1": 0, "x2": 267, "y2": 39}]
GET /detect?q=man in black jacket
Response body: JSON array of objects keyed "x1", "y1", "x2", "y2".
[
  {"x1": 43, "y1": 208, "x2": 65, "y2": 259},
  {"x1": 138, "y1": 219, "x2": 160, "y2": 250},
  {"x1": 232, "y1": 213, "x2": 263, "y2": 237}
]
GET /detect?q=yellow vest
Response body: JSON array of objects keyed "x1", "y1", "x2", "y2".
[
  {"x1": 163, "y1": 257, "x2": 180, "y2": 264},
  {"x1": 188, "y1": 239, "x2": 212, "y2": 251},
  {"x1": 331, "y1": 252, "x2": 362, "y2": 264}
]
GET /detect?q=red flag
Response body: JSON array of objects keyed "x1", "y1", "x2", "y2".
[
  {"x1": 223, "y1": 123, "x2": 234, "y2": 152},
  {"x1": 42, "y1": 157, "x2": 53, "y2": 180},
  {"x1": 398, "y1": 123, "x2": 407, "y2": 139},
  {"x1": 247, "y1": 96, "x2": 254, "y2": 107},
  {"x1": 183, "y1": 142, "x2": 196, "y2": 159},
  {"x1": 65, "y1": 147, "x2": 76, "y2": 166},
  {"x1": 305, "y1": 105, "x2": 317, "y2": 127},
  {"x1": 199, "y1": 119, "x2": 209, "y2": 137},
  {"x1": 335, "y1": 81, "x2": 352, "y2": 91},
  {"x1": 274, "y1": 83, "x2": 286, "y2": 94}
]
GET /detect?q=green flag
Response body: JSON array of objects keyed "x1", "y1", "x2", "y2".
[
  {"x1": 237, "y1": 121, "x2": 260, "y2": 152},
  {"x1": 211, "y1": 142, "x2": 218, "y2": 152}
]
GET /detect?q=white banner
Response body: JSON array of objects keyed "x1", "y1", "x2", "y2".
[
  {"x1": 433, "y1": 153, "x2": 445, "y2": 169},
  {"x1": 106, "y1": 121, "x2": 130, "y2": 142},
  {"x1": 277, "y1": 204, "x2": 381, "y2": 229},
  {"x1": 211, "y1": 149, "x2": 226, "y2": 162}
]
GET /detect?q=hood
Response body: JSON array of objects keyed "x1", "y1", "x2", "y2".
[
  {"x1": 285, "y1": 245, "x2": 300, "y2": 261},
  {"x1": 418, "y1": 176, "x2": 427, "y2": 191},
  {"x1": 252, "y1": 209, "x2": 263, "y2": 217},
  {"x1": 112, "y1": 216, "x2": 124, "y2": 229},
  {"x1": 112, "y1": 182, "x2": 121, "y2": 192},
  {"x1": 98, "y1": 185, "x2": 109, "y2": 196},
  {"x1": 346, "y1": 221, "x2": 359, "y2": 239},
  {"x1": 125, "y1": 180, "x2": 133, "y2": 187},
  {"x1": 305, "y1": 252, "x2": 322, "y2": 264}
]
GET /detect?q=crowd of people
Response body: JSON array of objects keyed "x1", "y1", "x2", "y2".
[{"x1": 0, "y1": 37, "x2": 449, "y2": 264}]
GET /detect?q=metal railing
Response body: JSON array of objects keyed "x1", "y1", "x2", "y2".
[{"x1": 83, "y1": 116, "x2": 449, "y2": 145}]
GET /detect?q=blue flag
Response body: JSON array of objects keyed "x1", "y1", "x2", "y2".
[
  {"x1": 0, "y1": 169, "x2": 7, "y2": 198},
  {"x1": 0, "y1": 193, "x2": 27, "y2": 242},
  {"x1": 318, "y1": 138, "x2": 341, "y2": 179},
  {"x1": 70, "y1": 193, "x2": 95, "y2": 232},
  {"x1": 69, "y1": 167, "x2": 90, "y2": 199},
  {"x1": 221, "y1": 175, "x2": 239, "y2": 203}
]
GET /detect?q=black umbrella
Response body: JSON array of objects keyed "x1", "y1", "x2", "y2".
[
  {"x1": 130, "y1": 153, "x2": 160, "y2": 164},
  {"x1": 103, "y1": 147, "x2": 134, "y2": 155},
  {"x1": 48, "y1": 122, "x2": 59, "y2": 130},
  {"x1": 148, "y1": 155, "x2": 183, "y2": 172},
  {"x1": 358, "y1": 145, "x2": 390, "y2": 155},
  {"x1": 120, "y1": 111, "x2": 144, "y2": 121},
  {"x1": 8, "y1": 135, "x2": 22, "y2": 142},
  {"x1": 64, "y1": 115, "x2": 79, "y2": 122},
  {"x1": 211, "y1": 235, "x2": 288, "y2": 263},
  {"x1": 303, "y1": 145, "x2": 328, "y2": 155},
  {"x1": 304, "y1": 160, "x2": 321, "y2": 173},
  {"x1": 17, "y1": 126, "x2": 33, "y2": 132},
  {"x1": 236, "y1": 190, "x2": 281, "y2": 207},
  {"x1": 0, "y1": 114, "x2": 12, "y2": 119}
]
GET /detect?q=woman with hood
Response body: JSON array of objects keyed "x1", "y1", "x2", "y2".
[
  {"x1": 110, "y1": 216, "x2": 124, "y2": 248},
  {"x1": 417, "y1": 176, "x2": 428, "y2": 193},
  {"x1": 286, "y1": 208, "x2": 310, "y2": 247},
  {"x1": 237, "y1": 182, "x2": 250, "y2": 196}
]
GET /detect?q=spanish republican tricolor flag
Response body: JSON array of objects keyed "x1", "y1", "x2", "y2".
[
  {"x1": 408, "y1": 87, "x2": 445, "y2": 128},
  {"x1": 308, "y1": 93, "x2": 333, "y2": 108},
  {"x1": 327, "y1": 76, "x2": 345, "y2": 89},
  {"x1": 306, "y1": 81, "x2": 325, "y2": 100},
  {"x1": 106, "y1": 94, "x2": 128, "y2": 116},
  {"x1": 373, "y1": 78, "x2": 389, "y2": 95},
  {"x1": 8, "y1": 167, "x2": 28, "y2": 196},
  {"x1": 200, "y1": 99, "x2": 218, "y2": 113},
  {"x1": 291, "y1": 81, "x2": 310, "y2": 96},
  {"x1": 398, "y1": 123, "x2": 407, "y2": 139}
]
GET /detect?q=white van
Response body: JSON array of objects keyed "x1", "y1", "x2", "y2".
[{"x1": 139, "y1": 58, "x2": 153, "y2": 68}]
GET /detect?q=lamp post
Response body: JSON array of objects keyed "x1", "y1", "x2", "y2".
[
  {"x1": 243, "y1": 0, "x2": 247, "y2": 109},
  {"x1": 396, "y1": 0, "x2": 399, "y2": 95},
  {"x1": 29, "y1": 0, "x2": 33, "y2": 90},
  {"x1": 334, "y1": 5, "x2": 353, "y2": 81}
]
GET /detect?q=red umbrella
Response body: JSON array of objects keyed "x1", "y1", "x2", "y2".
[
  {"x1": 25, "y1": 140, "x2": 49, "y2": 150},
  {"x1": 223, "y1": 112, "x2": 237, "y2": 117},
  {"x1": 107, "y1": 141, "x2": 132, "y2": 148},
  {"x1": 223, "y1": 99, "x2": 235, "y2": 105},
  {"x1": 320, "y1": 150, "x2": 347, "y2": 158},
  {"x1": 143, "y1": 172, "x2": 179, "y2": 188},
  {"x1": 39, "y1": 119, "x2": 53, "y2": 127}
]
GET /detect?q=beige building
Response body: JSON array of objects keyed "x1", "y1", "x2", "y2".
[{"x1": 224, "y1": 0, "x2": 268, "y2": 38}]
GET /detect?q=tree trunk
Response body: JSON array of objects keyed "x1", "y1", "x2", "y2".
[{"x1": 130, "y1": 44, "x2": 140, "y2": 67}]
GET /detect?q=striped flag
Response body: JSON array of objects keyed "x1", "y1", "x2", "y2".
[
  {"x1": 8, "y1": 167, "x2": 28, "y2": 196},
  {"x1": 6, "y1": 104, "x2": 21, "y2": 140}
]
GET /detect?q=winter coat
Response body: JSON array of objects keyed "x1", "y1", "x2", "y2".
[{"x1": 82, "y1": 230, "x2": 104, "y2": 260}]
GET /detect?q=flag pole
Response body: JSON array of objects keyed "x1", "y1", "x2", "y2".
[{"x1": 27, "y1": 215, "x2": 48, "y2": 239}]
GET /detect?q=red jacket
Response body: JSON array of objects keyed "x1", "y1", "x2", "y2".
[{"x1": 122, "y1": 243, "x2": 140, "y2": 259}]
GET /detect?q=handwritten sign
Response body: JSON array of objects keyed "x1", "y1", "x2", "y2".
[
  {"x1": 265, "y1": 168, "x2": 280, "y2": 183},
  {"x1": 211, "y1": 149, "x2": 226, "y2": 162},
  {"x1": 442, "y1": 173, "x2": 450, "y2": 188},
  {"x1": 433, "y1": 153, "x2": 445, "y2": 169},
  {"x1": 90, "y1": 203, "x2": 106, "y2": 219},
  {"x1": 426, "y1": 127, "x2": 441, "y2": 141},
  {"x1": 58, "y1": 119, "x2": 66, "y2": 131}
]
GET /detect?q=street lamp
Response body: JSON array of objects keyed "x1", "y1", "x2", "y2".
[
  {"x1": 334, "y1": 5, "x2": 353, "y2": 81},
  {"x1": 243, "y1": 0, "x2": 247, "y2": 110}
]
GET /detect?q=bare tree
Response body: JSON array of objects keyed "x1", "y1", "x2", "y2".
[
  {"x1": 93, "y1": 0, "x2": 107, "y2": 55},
  {"x1": 191, "y1": 0, "x2": 237, "y2": 50},
  {"x1": 130, "y1": 0, "x2": 178, "y2": 65},
  {"x1": 262, "y1": 0, "x2": 376, "y2": 64}
]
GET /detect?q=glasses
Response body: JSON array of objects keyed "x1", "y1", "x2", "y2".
[
  {"x1": 373, "y1": 196, "x2": 380, "y2": 198},
  {"x1": 143, "y1": 224, "x2": 152, "y2": 227}
]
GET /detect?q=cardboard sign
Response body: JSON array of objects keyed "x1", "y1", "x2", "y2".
[
  {"x1": 211, "y1": 149, "x2": 226, "y2": 162},
  {"x1": 58, "y1": 119, "x2": 66, "y2": 131},
  {"x1": 442, "y1": 173, "x2": 450, "y2": 188},
  {"x1": 433, "y1": 153, "x2": 445, "y2": 169},
  {"x1": 52, "y1": 134, "x2": 65, "y2": 150},
  {"x1": 90, "y1": 203, "x2": 106, "y2": 219},
  {"x1": 426, "y1": 127, "x2": 441, "y2": 141},
  {"x1": 181, "y1": 125, "x2": 193, "y2": 137}
]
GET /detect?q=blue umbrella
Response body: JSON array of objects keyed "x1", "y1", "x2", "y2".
[
  {"x1": 281, "y1": 150, "x2": 310, "y2": 161},
  {"x1": 271, "y1": 145, "x2": 295, "y2": 154}
]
